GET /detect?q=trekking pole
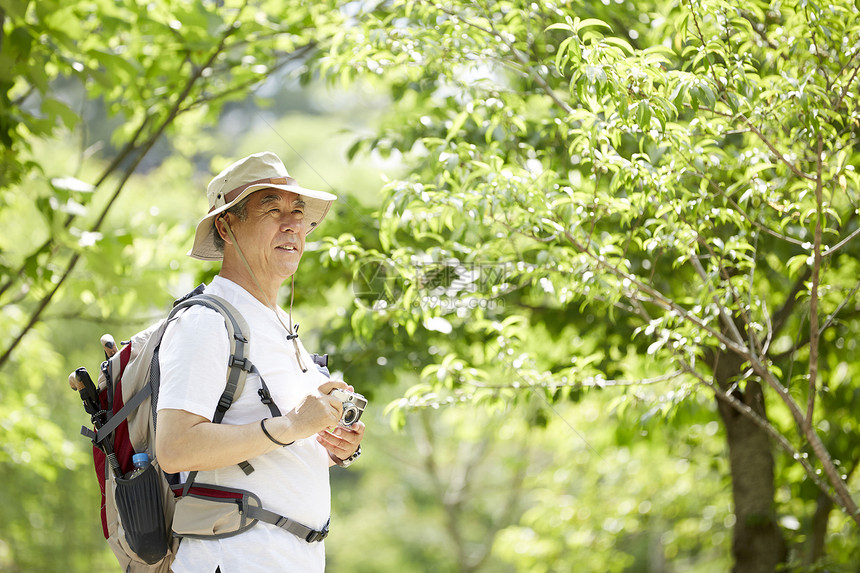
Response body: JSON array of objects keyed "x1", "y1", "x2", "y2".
[
  {"x1": 70, "y1": 367, "x2": 123, "y2": 479},
  {"x1": 68, "y1": 368, "x2": 100, "y2": 414},
  {"x1": 100, "y1": 334, "x2": 118, "y2": 359}
]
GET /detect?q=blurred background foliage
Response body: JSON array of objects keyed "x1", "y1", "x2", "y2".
[{"x1": 1, "y1": 0, "x2": 859, "y2": 571}]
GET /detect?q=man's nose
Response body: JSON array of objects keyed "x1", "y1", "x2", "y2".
[{"x1": 279, "y1": 213, "x2": 304, "y2": 234}]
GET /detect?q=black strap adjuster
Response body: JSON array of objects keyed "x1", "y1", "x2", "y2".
[
  {"x1": 306, "y1": 526, "x2": 329, "y2": 543},
  {"x1": 217, "y1": 395, "x2": 233, "y2": 412},
  {"x1": 229, "y1": 355, "x2": 252, "y2": 371},
  {"x1": 258, "y1": 387, "x2": 273, "y2": 405}
]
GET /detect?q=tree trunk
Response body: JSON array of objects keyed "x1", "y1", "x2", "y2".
[
  {"x1": 713, "y1": 350, "x2": 787, "y2": 573},
  {"x1": 805, "y1": 492, "x2": 832, "y2": 566}
]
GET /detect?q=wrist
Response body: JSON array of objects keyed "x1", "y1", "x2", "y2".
[
  {"x1": 334, "y1": 445, "x2": 362, "y2": 468},
  {"x1": 261, "y1": 418, "x2": 294, "y2": 447}
]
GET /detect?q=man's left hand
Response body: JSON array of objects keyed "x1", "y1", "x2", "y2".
[{"x1": 317, "y1": 421, "x2": 365, "y2": 464}]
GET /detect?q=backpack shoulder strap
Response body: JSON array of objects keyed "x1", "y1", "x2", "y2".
[
  {"x1": 169, "y1": 294, "x2": 252, "y2": 425},
  {"x1": 90, "y1": 291, "x2": 248, "y2": 443},
  {"x1": 167, "y1": 293, "x2": 278, "y2": 481}
]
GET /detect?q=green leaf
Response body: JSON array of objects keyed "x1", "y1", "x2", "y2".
[
  {"x1": 546, "y1": 22, "x2": 575, "y2": 33},
  {"x1": 786, "y1": 254, "x2": 811, "y2": 276},
  {"x1": 88, "y1": 49, "x2": 141, "y2": 81},
  {"x1": 50, "y1": 177, "x2": 94, "y2": 194},
  {"x1": 40, "y1": 98, "x2": 79, "y2": 130},
  {"x1": 446, "y1": 111, "x2": 469, "y2": 141},
  {"x1": 699, "y1": 84, "x2": 716, "y2": 109},
  {"x1": 636, "y1": 101, "x2": 651, "y2": 130},
  {"x1": 574, "y1": 18, "x2": 612, "y2": 33},
  {"x1": 584, "y1": 65, "x2": 607, "y2": 87},
  {"x1": 556, "y1": 36, "x2": 575, "y2": 71},
  {"x1": 603, "y1": 36, "x2": 634, "y2": 55}
]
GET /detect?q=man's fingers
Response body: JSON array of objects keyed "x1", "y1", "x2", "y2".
[
  {"x1": 317, "y1": 380, "x2": 349, "y2": 395},
  {"x1": 292, "y1": 392, "x2": 345, "y2": 437},
  {"x1": 320, "y1": 423, "x2": 363, "y2": 447},
  {"x1": 318, "y1": 421, "x2": 365, "y2": 459},
  {"x1": 327, "y1": 397, "x2": 343, "y2": 421},
  {"x1": 316, "y1": 431, "x2": 354, "y2": 458},
  {"x1": 312, "y1": 395, "x2": 341, "y2": 429}
]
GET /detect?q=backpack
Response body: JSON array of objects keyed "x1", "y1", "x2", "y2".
[{"x1": 73, "y1": 284, "x2": 332, "y2": 572}]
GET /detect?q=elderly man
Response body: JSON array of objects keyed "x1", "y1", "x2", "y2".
[{"x1": 156, "y1": 151, "x2": 364, "y2": 573}]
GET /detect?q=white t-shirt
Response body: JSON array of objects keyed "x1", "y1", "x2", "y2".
[{"x1": 157, "y1": 276, "x2": 330, "y2": 573}]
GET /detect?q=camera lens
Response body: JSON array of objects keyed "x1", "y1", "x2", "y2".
[{"x1": 341, "y1": 404, "x2": 358, "y2": 426}]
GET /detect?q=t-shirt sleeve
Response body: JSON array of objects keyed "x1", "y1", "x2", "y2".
[{"x1": 156, "y1": 306, "x2": 231, "y2": 421}]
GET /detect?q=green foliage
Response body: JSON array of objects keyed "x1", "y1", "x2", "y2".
[
  {"x1": 0, "y1": 2, "x2": 361, "y2": 571},
  {"x1": 313, "y1": 0, "x2": 860, "y2": 569},
  {"x1": 3, "y1": 0, "x2": 860, "y2": 570}
]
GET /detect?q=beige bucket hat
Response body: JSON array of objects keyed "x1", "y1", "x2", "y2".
[{"x1": 188, "y1": 151, "x2": 337, "y2": 261}]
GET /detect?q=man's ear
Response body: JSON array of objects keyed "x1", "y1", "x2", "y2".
[{"x1": 215, "y1": 214, "x2": 233, "y2": 245}]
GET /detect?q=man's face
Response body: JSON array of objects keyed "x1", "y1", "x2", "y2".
[{"x1": 225, "y1": 188, "x2": 307, "y2": 282}]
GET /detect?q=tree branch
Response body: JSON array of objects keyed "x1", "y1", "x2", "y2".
[
  {"x1": 515, "y1": 216, "x2": 860, "y2": 523},
  {"x1": 692, "y1": 104, "x2": 816, "y2": 182},
  {"x1": 0, "y1": 11, "x2": 246, "y2": 372},
  {"x1": 806, "y1": 133, "x2": 824, "y2": 430},
  {"x1": 822, "y1": 224, "x2": 860, "y2": 258},
  {"x1": 0, "y1": 115, "x2": 153, "y2": 303},
  {"x1": 182, "y1": 43, "x2": 316, "y2": 112},
  {"x1": 680, "y1": 153, "x2": 806, "y2": 248},
  {"x1": 748, "y1": 358, "x2": 860, "y2": 525},
  {"x1": 463, "y1": 370, "x2": 686, "y2": 390},
  {"x1": 688, "y1": 252, "x2": 750, "y2": 351},
  {"x1": 770, "y1": 267, "x2": 812, "y2": 339},
  {"x1": 819, "y1": 280, "x2": 860, "y2": 335},
  {"x1": 737, "y1": 111, "x2": 816, "y2": 181},
  {"x1": 559, "y1": 226, "x2": 753, "y2": 359},
  {"x1": 675, "y1": 356, "x2": 845, "y2": 510},
  {"x1": 737, "y1": 9, "x2": 779, "y2": 50},
  {"x1": 429, "y1": 0, "x2": 574, "y2": 115},
  {"x1": 832, "y1": 42, "x2": 860, "y2": 112}
]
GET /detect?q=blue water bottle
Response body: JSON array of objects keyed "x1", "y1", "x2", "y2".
[{"x1": 128, "y1": 452, "x2": 150, "y2": 479}]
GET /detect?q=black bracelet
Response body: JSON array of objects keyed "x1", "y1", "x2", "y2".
[{"x1": 260, "y1": 418, "x2": 294, "y2": 447}]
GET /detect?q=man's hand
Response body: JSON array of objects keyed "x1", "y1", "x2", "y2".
[
  {"x1": 156, "y1": 381, "x2": 360, "y2": 474},
  {"x1": 317, "y1": 421, "x2": 365, "y2": 463},
  {"x1": 282, "y1": 381, "x2": 348, "y2": 439},
  {"x1": 315, "y1": 382, "x2": 366, "y2": 464}
]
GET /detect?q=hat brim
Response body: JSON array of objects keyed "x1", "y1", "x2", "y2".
[{"x1": 187, "y1": 182, "x2": 337, "y2": 261}]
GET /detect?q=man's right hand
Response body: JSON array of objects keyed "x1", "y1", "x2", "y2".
[{"x1": 273, "y1": 381, "x2": 349, "y2": 443}]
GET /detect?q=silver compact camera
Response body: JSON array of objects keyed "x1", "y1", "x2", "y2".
[{"x1": 329, "y1": 389, "x2": 367, "y2": 427}]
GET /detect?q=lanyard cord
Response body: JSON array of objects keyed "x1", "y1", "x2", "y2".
[{"x1": 220, "y1": 216, "x2": 308, "y2": 373}]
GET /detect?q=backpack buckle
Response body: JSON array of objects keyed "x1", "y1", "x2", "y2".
[
  {"x1": 257, "y1": 387, "x2": 273, "y2": 405},
  {"x1": 306, "y1": 526, "x2": 329, "y2": 543},
  {"x1": 228, "y1": 355, "x2": 252, "y2": 372}
]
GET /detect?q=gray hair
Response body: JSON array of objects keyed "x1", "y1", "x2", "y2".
[{"x1": 212, "y1": 195, "x2": 252, "y2": 253}]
